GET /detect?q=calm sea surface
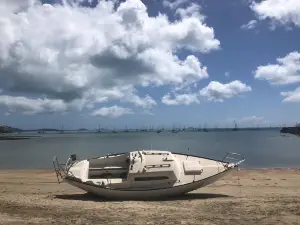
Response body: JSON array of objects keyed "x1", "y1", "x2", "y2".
[{"x1": 0, "y1": 130, "x2": 299, "y2": 169}]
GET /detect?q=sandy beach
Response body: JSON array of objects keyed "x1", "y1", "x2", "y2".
[{"x1": 0, "y1": 169, "x2": 299, "y2": 225}]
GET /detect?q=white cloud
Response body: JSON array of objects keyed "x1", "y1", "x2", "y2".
[
  {"x1": 163, "y1": 0, "x2": 189, "y2": 9},
  {"x1": 241, "y1": 20, "x2": 258, "y2": 30},
  {"x1": 250, "y1": 0, "x2": 300, "y2": 28},
  {"x1": 0, "y1": 95, "x2": 69, "y2": 115},
  {"x1": 4, "y1": 112, "x2": 10, "y2": 116},
  {"x1": 281, "y1": 87, "x2": 300, "y2": 102},
  {"x1": 86, "y1": 85, "x2": 156, "y2": 109},
  {"x1": 200, "y1": 80, "x2": 251, "y2": 102},
  {"x1": 0, "y1": 0, "x2": 219, "y2": 114},
  {"x1": 91, "y1": 105, "x2": 134, "y2": 118},
  {"x1": 162, "y1": 92, "x2": 199, "y2": 105},
  {"x1": 254, "y1": 51, "x2": 300, "y2": 85},
  {"x1": 175, "y1": 3, "x2": 204, "y2": 20},
  {"x1": 0, "y1": 0, "x2": 38, "y2": 13},
  {"x1": 225, "y1": 72, "x2": 230, "y2": 77},
  {"x1": 122, "y1": 94, "x2": 157, "y2": 109}
]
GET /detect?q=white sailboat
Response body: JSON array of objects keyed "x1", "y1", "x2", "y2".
[{"x1": 53, "y1": 150, "x2": 244, "y2": 200}]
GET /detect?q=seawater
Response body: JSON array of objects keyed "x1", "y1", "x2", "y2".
[{"x1": 0, "y1": 130, "x2": 299, "y2": 169}]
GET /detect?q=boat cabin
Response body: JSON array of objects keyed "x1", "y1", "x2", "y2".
[{"x1": 86, "y1": 150, "x2": 181, "y2": 188}]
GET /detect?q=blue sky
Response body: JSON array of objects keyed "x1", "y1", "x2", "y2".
[{"x1": 0, "y1": 0, "x2": 299, "y2": 130}]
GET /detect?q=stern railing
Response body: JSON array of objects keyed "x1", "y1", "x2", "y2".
[
  {"x1": 221, "y1": 152, "x2": 245, "y2": 169},
  {"x1": 52, "y1": 155, "x2": 77, "y2": 184}
]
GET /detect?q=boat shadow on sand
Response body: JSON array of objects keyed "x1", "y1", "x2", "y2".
[{"x1": 54, "y1": 192, "x2": 231, "y2": 202}]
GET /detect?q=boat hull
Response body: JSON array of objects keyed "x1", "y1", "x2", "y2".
[
  {"x1": 53, "y1": 150, "x2": 244, "y2": 200},
  {"x1": 64, "y1": 168, "x2": 233, "y2": 200}
]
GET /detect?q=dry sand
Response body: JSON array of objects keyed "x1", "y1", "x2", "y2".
[{"x1": 0, "y1": 168, "x2": 299, "y2": 225}]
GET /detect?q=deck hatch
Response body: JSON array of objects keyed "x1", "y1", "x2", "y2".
[{"x1": 183, "y1": 161, "x2": 203, "y2": 175}]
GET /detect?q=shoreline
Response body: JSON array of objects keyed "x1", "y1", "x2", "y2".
[
  {"x1": 0, "y1": 168, "x2": 300, "y2": 225},
  {"x1": 0, "y1": 169, "x2": 299, "y2": 224}
]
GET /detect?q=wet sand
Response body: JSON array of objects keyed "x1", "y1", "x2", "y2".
[{"x1": 0, "y1": 169, "x2": 299, "y2": 225}]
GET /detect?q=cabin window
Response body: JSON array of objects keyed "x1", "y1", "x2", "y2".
[{"x1": 134, "y1": 176, "x2": 169, "y2": 181}]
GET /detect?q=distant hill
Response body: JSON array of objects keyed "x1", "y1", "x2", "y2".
[
  {"x1": 78, "y1": 128, "x2": 88, "y2": 131},
  {"x1": 20, "y1": 128, "x2": 61, "y2": 132},
  {"x1": 0, "y1": 126, "x2": 23, "y2": 133},
  {"x1": 36, "y1": 128, "x2": 60, "y2": 131},
  {"x1": 280, "y1": 124, "x2": 300, "y2": 136}
]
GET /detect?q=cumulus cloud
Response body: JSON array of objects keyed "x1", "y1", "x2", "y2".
[
  {"x1": 163, "y1": 0, "x2": 189, "y2": 9},
  {"x1": 122, "y1": 94, "x2": 156, "y2": 109},
  {"x1": 200, "y1": 80, "x2": 251, "y2": 102},
  {"x1": 91, "y1": 105, "x2": 134, "y2": 118},
  {"x1": 0, "y1": 95, "x2": 69, "y2": 115},
  {"x1": 162, "y1": 92, "x2": 199, "y2": 105},
  {"x1": 281, "y1": 87, "x2": 300, "y2": 102},
  {"x1": 0, "y1": 0, "x2": 220, "y2": 114},
  {"x1": 175, "y1": 3, "x2": 204, "y2": 20},
  {"x1": 87, "y1": 86, "x2": 156, "y2": 108},
  {"x1": 241, "y1": 20, "x2": 258, "y2": 30},
  {"x1": 250, "y1": 0, "x2": 300, "y2": 28},
  {"x1": 254, "y1": 51, "x2": 300, "y2": 85},
  {"x1": 0, "y1": 0, "x2": 38, "y2": 13}
]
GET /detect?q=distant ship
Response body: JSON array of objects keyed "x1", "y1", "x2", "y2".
[{"x1": 232, "y1": 121, "x2": 238, "y2": 131}]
